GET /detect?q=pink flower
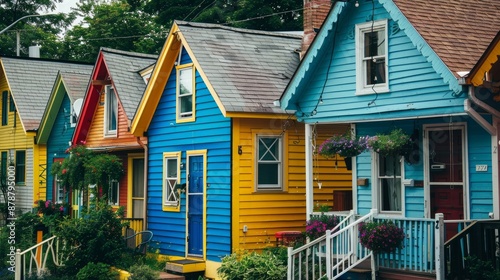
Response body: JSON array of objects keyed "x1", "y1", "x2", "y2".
[{"x1": 45, "y1": 200, "x2": 51, "y2": 208}]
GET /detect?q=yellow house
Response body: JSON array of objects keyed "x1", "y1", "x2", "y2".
[{"x1": 0, "y1": 56, "x2": 92, "y2": 213}]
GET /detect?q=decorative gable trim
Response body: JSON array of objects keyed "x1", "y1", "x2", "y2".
[
  {"x1": 36, "y1": 73, "x2": 65, "y2": 144},
  {"x1": 467, "y1": 31, "x2": 500, "y2": 87}
]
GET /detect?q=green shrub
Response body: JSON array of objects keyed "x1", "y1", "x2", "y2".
[
  {"x1": 128, "y1": 264, "x2": 160, "y2": 280},
  {"x1": 217, "y1": 251, "x2": 287, "y2": 280},
  {"x1": 76, "y1": 262, "x2": 118, "y2": 280},
  {"x1": 464, "y1": 256, "x2": 500, "y2": 280}
]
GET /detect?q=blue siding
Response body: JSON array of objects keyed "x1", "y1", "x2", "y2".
[
  {"x1": 293, "y1": 2, "x2": 464, "y2": 124},
  {"x1": 147, "y1": 49, "x2": 231, "y2": 262},
  {"x1": 46, "y1": 94, "x2": 73, "y2": 202}
]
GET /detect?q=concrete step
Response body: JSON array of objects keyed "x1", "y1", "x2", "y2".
[{"x1": 158, "y1": 271, "x2": 185, "y2": 280}]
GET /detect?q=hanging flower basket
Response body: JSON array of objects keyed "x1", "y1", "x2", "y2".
[
  {"x1": 359, "y1": 220, "x2": 405, "y2": 253},
  {"x1": 368, "y1": 128, "x2": 411, "y2": 157},
  {"x1": 318, "y1": 133, "x2": 370, "y2": 158}
]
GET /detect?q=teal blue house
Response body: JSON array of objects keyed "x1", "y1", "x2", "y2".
[
  {"x1": 281, "y1": 0, "x2": 500, "y2": 240},
  {"x1": 37, "y1": 69, "x2": 92, "y2": 209}
]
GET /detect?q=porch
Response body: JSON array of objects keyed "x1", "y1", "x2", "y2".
[{"x1": 287, "y1": 210, "x2": 500, "y2": 280}]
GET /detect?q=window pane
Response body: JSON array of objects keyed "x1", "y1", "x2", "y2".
[
  {"x1": 1, "y1": 152, "x2": 6, "y2": 185},
  {"x1": 258, "y1": 163, "x2": 279, "y2": 184},
  {"x1": 180, "y1": 95, "x2": 192, "y2": 115},
  {"x1": 164, "y1": 158, "x2": 179, "y2": 205},
  {"x1": 365, "y1": 58, "x2": 386, "y2": 85},
  {"x1": 179, "y1": 68, "x2": 192, "y2": 96},
  {"x1": 106, "y1": 86, "x2": 117, "y2": 132},
  {"x1": 379, "y1": 155, "x2": 401, "y2": 177},
  {"x1": 15, "y1": 150, "x2": 25, "y2": 184},
  {"x1": 259, "y1": 138, "x2": 279, "y2": 161},
  {"x1": 364, "y1": 30, "x2": 385, "y2": 57},
  {"x1": 2, "y1": 91, "x2": 7, "y2": 126},
  {"x1": 109, "y1": 180, "x2": 119, "y2": 205},
  {"x1": 381, "y1": 178, "x2": 401, "y2": 211},
  {"x1": 257, "y1": 136, "x2": 281, "y2": 189}
]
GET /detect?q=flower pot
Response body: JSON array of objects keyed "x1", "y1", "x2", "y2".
[{"x1": 344, "y1": 157, "x2": 352, "y2": 170}]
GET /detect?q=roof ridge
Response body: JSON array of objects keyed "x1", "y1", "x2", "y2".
[
  {"x1": 100, "y1": 47, "x2": 158, "y2": 59},
  {"x1": 1, "y1": 55, "x2": 93, "y2": 65},
  {"x1": 175, "y1": 20, "x2": 303, "y2": 39}
]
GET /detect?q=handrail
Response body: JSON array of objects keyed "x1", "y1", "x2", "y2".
[{"x1": 15, "y1": 235, "x2": 63, "y2": 280}]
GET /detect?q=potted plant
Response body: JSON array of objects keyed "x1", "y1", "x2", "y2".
[
  {"x1": 358, "y1": 220, "x2": 405, "y2": 253},
  {"x1": 305, "y1": 214, "x2": 339, "y2": 240},
  {"x1": 368, "y1": 128, "x2": 411, "y2": 158},
  {"x1": 318, "y1": 133, "x2": 370, "y2": 170}
]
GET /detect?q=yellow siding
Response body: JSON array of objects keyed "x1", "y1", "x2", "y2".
[
  {"x1": 35, "y1": 144, "x2": 47, "y2": 202},
  {"x1": 232, "y1": 118, "x2": 351, "y2": 251}
]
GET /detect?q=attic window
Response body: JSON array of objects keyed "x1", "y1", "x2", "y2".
[
  {"x1": 355, "y1": 19, "x2": 389, "y2": 95},
  {"x1": 176, "y1": 63, "x2": 195, "y2": 122},
  {"x1": 104, "y1": 85, "x2": 118, "y2": 137}
]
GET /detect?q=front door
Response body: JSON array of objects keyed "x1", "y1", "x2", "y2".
[
  {"x1": 131, "y1": 158, "x2": 144, "y2": 218},
  {"x1": 427, "y1": 125, "x2": 465, "y2": 240},
  {"x1": 187, "y1": 155, "x2": 204, "y2": 257}
]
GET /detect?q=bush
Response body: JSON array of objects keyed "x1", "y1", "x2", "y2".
[
  {"x1": 128, "y1": 264, "x2": 160, "y2": 280},
  {"x1": 76, "y1": 262, "x2": 118, "y2": 280},
  {"x1": 217, "y1": 251, "x2": 287, "y2": 280},
  {"x1": 464, "y1": 256, "x2": 500, "y2": 280}
]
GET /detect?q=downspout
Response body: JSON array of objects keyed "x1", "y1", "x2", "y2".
[
  {"x1": 466, "y1": 86, "x2": 498, "y2": 135},
  {"x1": 136, "y1": 137, "x2": 148, "y2": 231}
]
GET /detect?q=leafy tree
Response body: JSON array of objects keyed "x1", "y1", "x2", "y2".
[
  {"x1": 0, "y1": 0, "x2": 75, "y2": 58},
  {"x1": 61, "y1": 0, "x2": 164, "y2": 62}
]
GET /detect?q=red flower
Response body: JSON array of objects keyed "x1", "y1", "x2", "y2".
[{"x1": 62, "y1": 169, "x2": 67, "y2": 174}]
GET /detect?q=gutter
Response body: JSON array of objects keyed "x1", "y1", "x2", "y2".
[
  {"x1": 465, "y1": 86, "x2": 498, "y2": 136},
  {"x1": 136, "y1": 137, "x2": 148, "y2": 231}
]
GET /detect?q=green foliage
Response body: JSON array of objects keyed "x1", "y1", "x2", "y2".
[
  {"x1": 76, "y1": 262, "x2": 118, "y2": 280},
  {"x1": 54, "y1": 201, "x2": 126, "y2": 275},
  {"x1": 368, "y1": 128, "x2": 411, "y2": 157},
  {"x1": 128, "y1": 264, "x2": 160, "y2": 280},
  {"x1": 464, "y1": 256, "x2": 500, "y2": 280},
  {"x1": 217, "y1": 251, "x2": 287, "y2": 280}
]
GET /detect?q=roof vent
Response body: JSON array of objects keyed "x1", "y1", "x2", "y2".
[{"x1": 29, "y1": 45, "x2": 40, "y2": 58}]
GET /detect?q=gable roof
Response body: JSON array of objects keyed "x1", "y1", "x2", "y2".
[
  {"x1": 132, "y1": 21, "x2": 302, "y2": 135},
  {"x1": 281, "y1": 0, "x2": 500, "y2": 109},
  {"x1": 73, "y1": 48, "x2": 157, "y2": 145},
  {"x1": 0, "y1": 57, "x2": 93, "y2": 132},
  {"x1": 37, "y1": 69, "x2": 93, "y2": 144}
]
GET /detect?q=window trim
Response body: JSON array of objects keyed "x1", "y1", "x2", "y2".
[
  {"x1": 54, "y1": 174, "x2": 64, "y2": 204},
  {"x1": 176, "y1": 63, "x2": 196, "y2": 123},
  {"x1": 372, "y1": 152, "x2": 405, "y2": 216},
  {"x1": 255, "y1": 134, "x2": 284, "y2": 191},
  {"x1": 103, "y1": 85, "x2": 118, "y2": 137},
  {"x1": 162, "y1": 152, "x2": 181, "y2": 212},
  {"x1": 355, "y1": 19, "x2": 389, "y2": 95},
  {"x1": 108, "y1": 179, "x2": 119, "y2": 206}
]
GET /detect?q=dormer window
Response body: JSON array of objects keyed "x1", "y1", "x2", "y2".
[
  {"x1": 104, "y1": 85, "x2": 118, "y2": 136},
  {"x1": 356, "y1": 19, "x2": 389, "y2": 95},
  {"x1": 176, "y1": 63, "x2": 195, "y2": 122}
]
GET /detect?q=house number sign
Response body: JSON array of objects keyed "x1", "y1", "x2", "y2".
[{"x1": 476, "y1": 165, "x2": 488, "y2": 172}]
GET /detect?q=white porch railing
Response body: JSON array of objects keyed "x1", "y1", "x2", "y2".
[
  {"x1": 287, "y1": 211, "x2": 445, "y2": 280},
  {"x1": 15, "y1": 235, "x2": 64, "y2": 280}
]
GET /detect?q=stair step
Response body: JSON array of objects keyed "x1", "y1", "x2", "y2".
[
  {"x1": 165, "y1": 259, "x2": 205, "y2": 274},
  {"x1": 379, "y1": 270, "x2": 436, "y2": 280},
  {"x1": 158, "y1": 272, "x2": 185, "y2": 280}
]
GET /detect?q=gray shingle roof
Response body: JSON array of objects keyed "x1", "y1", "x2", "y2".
[
  {"x1": 60, "y1": 70, "x2": 92, "y2": 102},
  {"x1": 176, "y1": 21, "x2": 302, "y2": 114},
  {"x1": 1, "y1": 57, "x2": 93, "y2": 131},
  {"x1": 101, "y1": 48, "x2": 157, "y2": 121}
]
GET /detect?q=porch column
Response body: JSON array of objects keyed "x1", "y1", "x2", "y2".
[{"x1": 305, "y1": 123, "x2": 314, "y2": 220}]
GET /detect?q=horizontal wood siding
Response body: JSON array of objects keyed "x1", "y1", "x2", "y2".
[
  {"x1": 84, "y1": 89, "x2": 144, "y2": 149},
  {"x1": 296, "y1": 2, "x2": 465, "y2": 124},
  {"x1": 46, "y1": 94, "x2": 73, "y2": 202},
  {"x1": 16, "y1": 148, "x2": 33, "y2": 213},
  {"x1": 37, "y1": 144, "x2": 47, "y2": 201},
  {"x1": 232, "y1": 121, "x2": 352, "y2": 251},
  {"x1": 147, "y1": 48, "x2": 231, "y2": 262}
]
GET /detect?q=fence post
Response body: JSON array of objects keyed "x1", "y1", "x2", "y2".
[
  {"x1": 435, "y1": 213, "x2": 445, "y2": 280},
  {"x1": 287, "y1": 246, "x2": 293, "y2": 280},
  {"x1": 326, "y1": 229, "x2": 332, "y2": 279},
  {"x1": 15, "y1": 248, "x2": 21, "y2": 280}
]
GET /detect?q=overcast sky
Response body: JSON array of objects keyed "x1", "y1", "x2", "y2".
[{"x1": 55, "y1": 0, "x2": 79, "y2": 14}]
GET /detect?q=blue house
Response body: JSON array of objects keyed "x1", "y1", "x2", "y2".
[
  {"x1": 280, "y1": 0, "x2": 500, "y2": 278},
  {"x1": 37, "y1": 68, "x2": 93, "y2": 214}
]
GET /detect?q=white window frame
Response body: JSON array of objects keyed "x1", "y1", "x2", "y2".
[
  {"x1": 256, "y1": 135, "x2": 283, "y2": 191},
  {"x1": 163, "y1": 152, "x2": 181, "y2": 210},
  {"x1": 70, "y1": 104, "x2": 77, "y2": 128},
  {"x1": 104, "y1": 85, "x2": 118, "y2": 137},
  {"x1": 54, "y1": 175, "x2": 64, "y2": 204},
  {"x1": 176, "y1": 63, "x2": 195, "y2": 123},
  {"x1": 355, "y1": 19, "x2": 389, "y2": 95},
  {"x1": 372, "y1": 152, "x2": 405, "y2": 215},
  {"x1": 108, "y1": 179, "x2": 119, "y2": 206}
]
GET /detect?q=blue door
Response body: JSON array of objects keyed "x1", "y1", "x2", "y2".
[{"x1": 187, "y1": 155, "x2": 204, "y2": 256}]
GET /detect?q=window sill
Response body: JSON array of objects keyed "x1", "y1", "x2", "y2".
[
  {"x1": 163, "y1": 204, "x2": 180, "y2": 212},
  {"x1": 253, "y1": 189, "x2": 286, "y2": 194},
  {"x1": 355, "y1": 86, "x2": 390, "y2": 96}
]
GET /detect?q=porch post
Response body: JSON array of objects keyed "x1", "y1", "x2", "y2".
[
  {"x1": 305, "y1": 123, "x2": 314, "y2": 220},
  {"x1": 435, "y1": 213, "x2": 445, "y2": 280}
]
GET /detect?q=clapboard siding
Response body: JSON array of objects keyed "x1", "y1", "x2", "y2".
[
  {"x1": 295, "y1": 1, "x2": 464, "y2": 124},
  {"x1": 147, "y1": 48, "x2": 231, "y2": 262}
]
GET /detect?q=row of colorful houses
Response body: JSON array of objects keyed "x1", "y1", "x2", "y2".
[{"x1": 2, "y1": 0, "x2": 500, "y2": 278}]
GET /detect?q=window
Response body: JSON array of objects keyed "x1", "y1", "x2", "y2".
[
  {"x1": 109, "y1": 180, "x2": 119, "y2": 206},
  {"x1": 256, "y1": 136, "x2": 282, "y2": 190},
  {"x1": 70, "y1": 105, "x2": 77, "y2": 128},
  {"x1": 54, "y1": 175, "x2": 64, "y2": 204},
  {"x1": 176, "y1": 64, "x2": 195, "y2": 122},
  {"x1": 356, "y1": 20, "x2": 388, "y2": 95},
  {"x1": 104, "y1": 85, "x2": 118, "y2": 136},
  {"x1": 377, "y1": 154, "x2": 403, "y2": 213},
  {"x1": 2, "y1": 91, "x2": 7, "y2": 126},
  {"x1": 15, "y1": 150, "x2": 25, "y2": 185},
  {"x1": 163, "y1": 154, "x2": 180, "y2": 209},
  {"x1": 9, "y1": 95, "x2": 15, "y2": 112},
  {"x1": 0, "y1": 151, "x2": 7, "y2": 185}
]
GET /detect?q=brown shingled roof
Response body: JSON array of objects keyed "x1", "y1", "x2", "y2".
[{"x1": 393, "y1": 0, "x2": 500, "y2": 77}]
